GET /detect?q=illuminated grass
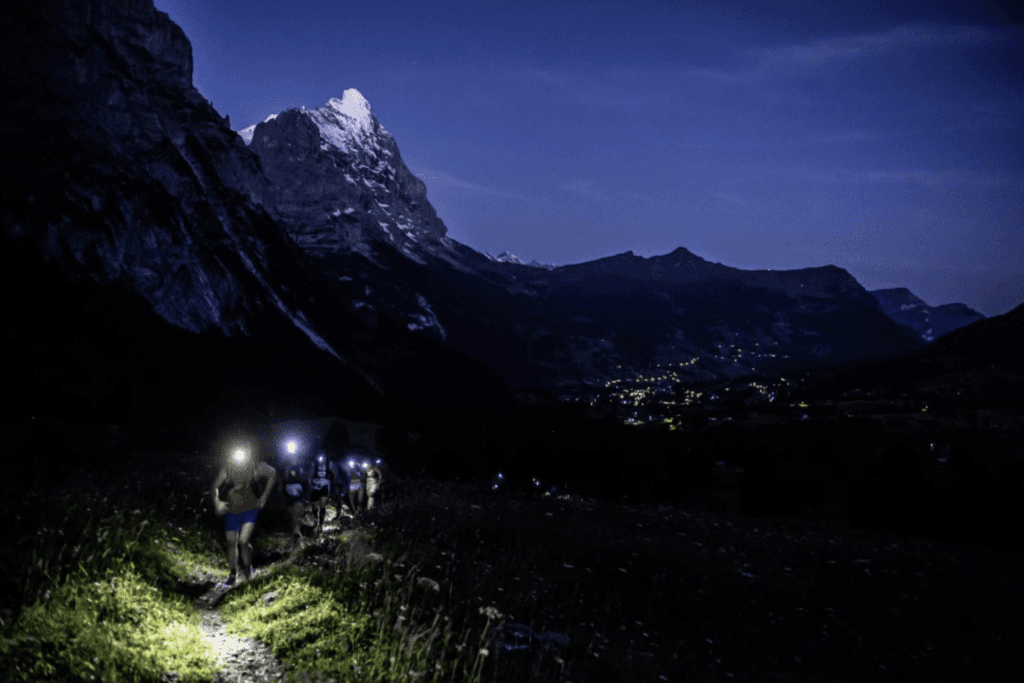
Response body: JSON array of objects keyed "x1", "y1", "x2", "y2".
[
  {"x1": 3, "y1": 452, "x2": 1020, "y2": 683},
  {"x1": 1, "y1": 452, "x2": 227, "y2": 683},
  {"x1": 219, "y1": 567, "x2": 413, "y2": 682},
  {"x1": 1, "y1": 567, "x2": 218, "y2": 682}
]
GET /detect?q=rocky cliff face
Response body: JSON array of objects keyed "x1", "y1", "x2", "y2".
[
  {"x1": 244, "y1": 92, "x2": 449, "y2": 263},
  {"x1": 2, "y1": 0, "x2": 312, "y2": 340},
  {"x1": 0, "y1": 0, "x2": 511, "y2": 424},
  {"x1": 871, "y1": 288, "x2": 985, "y2": 342}
]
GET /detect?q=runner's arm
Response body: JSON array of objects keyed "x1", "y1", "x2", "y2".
[
  {"x1": 211, "y1": 469, "x2": 228, "y2": 515},
  {"x1": 257, "y1": 463, "x2": 277, "y2": 508}
]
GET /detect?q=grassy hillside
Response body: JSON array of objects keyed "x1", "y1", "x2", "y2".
[{"x1": 2, "y1": 444, "x2": 1022, "y2": 682}]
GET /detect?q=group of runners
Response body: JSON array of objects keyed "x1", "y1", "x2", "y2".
[
  {"x1": 210, "y1": 445, "x2": 384, "y2": 586},
  {"x1": 282, "y1": 453, "x2": 385, "y2": 541}
]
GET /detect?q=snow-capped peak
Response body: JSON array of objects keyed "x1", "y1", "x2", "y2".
[
  {"x1": 237, "y1": 113, "x2": 278, "y2": 145},
  {"x1": 488, "y1": 251, "x2": 524, "y2": 265},
  {"x1": 326, "y1": 89, "x2": 373, "y2": 130},
  {"x1": 308, "y1": 89, "x2": 385, "y2": 153}
]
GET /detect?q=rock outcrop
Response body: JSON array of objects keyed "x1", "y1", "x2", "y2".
[{"x1": 244, "y1": 91, "x2": 448, "y2": 262}]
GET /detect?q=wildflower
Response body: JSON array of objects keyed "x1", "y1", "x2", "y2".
[{"x1": 479, "y1": 606, "x2": 503, "y2": 620}]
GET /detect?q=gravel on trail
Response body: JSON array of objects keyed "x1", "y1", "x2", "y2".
[{"x1": 186, "y1": 509, "x2": 354, "y2": 683}]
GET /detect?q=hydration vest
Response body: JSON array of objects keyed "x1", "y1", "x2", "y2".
[
  {"x1": 283, "y1": 469, "x2": 307, "y2": 500},
  {"x1": 310, "y1": 457, "x2": 332, "y2": 494}
]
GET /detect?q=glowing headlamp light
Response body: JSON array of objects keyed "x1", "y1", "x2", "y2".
[
  {"x1": 232, "y1": 448, "x2": 248, "y2": 462},
  {"x1": 286, "y1": 440, "x2": 298, "y2": 455}
]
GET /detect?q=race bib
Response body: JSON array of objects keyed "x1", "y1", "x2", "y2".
[
  {"x1": 311, "y1": 477, "x2": 331, "y2": 492},
  {"x1": 285, "y1": 483, "x2": 304, "y2": 498}
]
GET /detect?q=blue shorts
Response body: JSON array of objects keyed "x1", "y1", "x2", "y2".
[{"x1": 223, "y1": 507, "x2": 260, "y2": 533}]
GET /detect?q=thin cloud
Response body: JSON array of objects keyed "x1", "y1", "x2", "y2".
[
  {"x1": 682, "y1": 24, "x2": 1006, "y2": 83},
  {"x1": 416, "y1": 171, "x2": 521, "y2": 199},
  {"x1": 510, "y1": 67, "x2": 650, "y2": 113},
  {"x1": 771, "y1": 165, "x2": 1015, "y2": 188},
  {"x1": 753, "y1": 24, "x2": 1001, "y2": 78},
  {"x1": 564, "y1": 179, "x2": 609, "y2": 200},
  {"x1": 845, "y1": 169, "x2": 1010, "y2": 188},
  {"x1": 416, "y1": 170, "x2": 561, "y2": 208}
]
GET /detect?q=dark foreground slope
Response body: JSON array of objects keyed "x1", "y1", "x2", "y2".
[{"x1": 4, "y1": 446, "x2": 1022, "y2": 683}]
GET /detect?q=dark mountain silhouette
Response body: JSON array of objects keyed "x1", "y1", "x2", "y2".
[
  {"x1": 0, "y1": 0, "x2": 512, "y2": 436},
  {"x1": 870, "y1": 288, "x2": 984, "y2": 342},
  {"x1": 914, "y1": 301, "x2": 1023, "y2": 371},
  {"x1": 799, "y1": 301, "x2": 1024, "y2": 408}
]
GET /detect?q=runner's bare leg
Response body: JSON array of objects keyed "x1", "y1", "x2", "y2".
[
  {"x1": 238, "y1": 521, "x2": 256, "y2": 572},
  {"x1": 224, "y1": 529, "x2": 239, "y2": 576}
]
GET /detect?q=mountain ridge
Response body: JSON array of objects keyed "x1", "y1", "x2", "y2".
[
  {"x1": 870, "y1": 287, "x2": 985, "y2": 342},
  {"x1": 3, "y1": 0, "x2": 964, "y2": 425},
  {"x1": 238, "y1": 88, "x2": 926, "y2": 388}
]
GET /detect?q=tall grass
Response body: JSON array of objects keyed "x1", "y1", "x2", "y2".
[
  {"x1": 0, "y1": 451, "x2": 226, "y2": 682},
  {"x1": 3, "y1": 450, "x2": 1019, "y2": 683},
  {"x1": 219, "y1": 483, "x2": 717, "y2": 683},
  {"x1": 228, "y1": 478, "x2": 1024, "y2": 683}
]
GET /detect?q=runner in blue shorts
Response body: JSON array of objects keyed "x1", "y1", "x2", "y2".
[{"x1": 212, "y1": 445, "x2": 277, "y2": 585}]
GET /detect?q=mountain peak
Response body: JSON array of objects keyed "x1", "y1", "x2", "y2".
[
  {"x1": 490, "y1": 251, "x2": 525, "y2": 265},
  {"x1": 307, "y1": 89, "x2": 385, "y2": 152},
  {"x1": 871, "y1": 288, "x2": 984, "y2": 342},
  {"x1": 325, "y1": 89, "x2": 373, "y2": 129}
]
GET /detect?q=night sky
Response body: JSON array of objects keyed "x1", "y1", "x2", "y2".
[{"x1": 155, "y1": 0, "x2": 1022, "y2": 316}]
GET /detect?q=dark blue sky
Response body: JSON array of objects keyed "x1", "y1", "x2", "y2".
[{"x1": 156, "y1": 0, "x2": 1022, "y2": 315}]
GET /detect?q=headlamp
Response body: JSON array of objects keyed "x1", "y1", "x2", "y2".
[
  {"x1": 286, "y1": 440, "x2": 298, "y2": 455},
  {"x1": 232, "y1": 448, "x2": 248, "y2": 463}
]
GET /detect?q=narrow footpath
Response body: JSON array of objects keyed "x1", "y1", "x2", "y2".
[{"x1": 186, "y1": 509, "x2": 354, "y2": 683}]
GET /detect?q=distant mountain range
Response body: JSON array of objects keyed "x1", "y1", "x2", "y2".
[
  {"x1": 1, "y1": 0, "x2": 1008, "y2": 428},
  {"x1": 238, "y1": 90, "x2": 926, "y2": 387},
  {"x1": 870, "y1": 288, "x2": 984, "y2": 342}
]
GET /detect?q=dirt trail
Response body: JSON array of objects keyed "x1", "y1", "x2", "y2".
[
  {"x1": 189, "y1": 511, "x2": 353, "y2": 682},
  {"x1": 193, "y1": 593, "x2": 286, "y2": 683}
]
